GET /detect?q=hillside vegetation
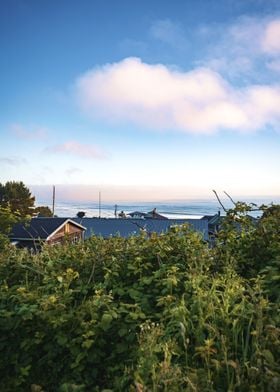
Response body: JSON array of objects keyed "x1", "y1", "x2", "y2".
[{"x1": 0, "y1": 203, "x2": 279, "y2": 391}]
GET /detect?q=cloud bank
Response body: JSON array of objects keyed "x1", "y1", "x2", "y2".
[{"x1": 76, "y1": 56, "x2": 280, "y2": 134}]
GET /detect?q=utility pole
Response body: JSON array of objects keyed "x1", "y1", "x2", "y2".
[
  {"x1": 52, "y1": 185, "x2": 56, "y2": 217},
  {"x1": 99, "y1": 191, "x2": 101, "y2": 218}
]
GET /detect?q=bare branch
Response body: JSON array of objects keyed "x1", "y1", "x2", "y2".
[
  {"x1": 212, "y1": 190, "x2": 227, "y2": 212},
  {"x1": 129, "y1": 220, "x2": 152, "y2": 237},
  {"x1": 87, "y1": 261, "x2": 96, "y2": 285},
  {"x1": 223, "y1": 191, "x2": 237, "y2": 206}
]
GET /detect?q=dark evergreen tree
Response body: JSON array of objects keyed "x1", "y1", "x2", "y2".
[
  {"x1": 0, "y1": 183, "x2": 4, "y2": 203},
  {"x1": 35, "y1": 205, "x2": 53, "y2": 217},
  {"x1": 0, "y1": 181, "x2": 35, "y2": 217}
]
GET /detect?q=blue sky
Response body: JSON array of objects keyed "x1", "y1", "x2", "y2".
[{"x1": 1, "y1": 0, "x2": 280, "y2": 202}]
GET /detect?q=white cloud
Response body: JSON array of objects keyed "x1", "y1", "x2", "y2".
[
  {"x1": 229, "y1": 17, "x2": 264, "y2": 53},
  {"x1": 65, "y1": 167, "x2": 83, "y2": 176},
  {"x1": 76, "y1": 57, "x2": 280, "y2": 134},
  {"x1": 0, "y1": 156, "x2": 27, "y2": 166},
  {"x1": 262, "y1": 19, "x2": 280, "y2": 54},
  {"x1": 197, "y1": 16, "x2": 280, "y2": 79},
  {"x1": 10, "y1": 123, "x2": 48, "y2": 140},
  {"x1": 45, "y1": 141, "x2": 107, "y2": 160},
  {"x1": 267, "y1": 59, "x2": 280, "y2": 72},
  {"x1": 150, "y1": 19, "x2": 187, "y2": 50},
  {"x1": 118, "y1": 38, "x2": 147, "y2": 54}
]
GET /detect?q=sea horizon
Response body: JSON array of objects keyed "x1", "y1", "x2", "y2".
[{"x1": 35, "y1": 196, "x2": 280, "y2": 219}]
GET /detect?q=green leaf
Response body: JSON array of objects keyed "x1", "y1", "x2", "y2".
[
  {"x1": 82, "y1": 339, "x2": 94, "y2": 349},
  {"x1": 262, "y1": 349, "x2": 275, "y2": 364},
  {"x1": 118, "y1": 328, "x2": 127, "y2": 337},
  {"x1": 100, "y1": 313, "x2": 113, "y2": 330},
  {"x1": 57, "y1": 334, "x2": 68, "y2": 346}
]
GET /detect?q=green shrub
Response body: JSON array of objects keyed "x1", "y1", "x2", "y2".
[{"x1": 0, "y1": 209, "x2": 279, "y2": 391}]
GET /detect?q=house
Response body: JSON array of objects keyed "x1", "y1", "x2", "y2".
[
  {"x1": 10, "y1": 217, "x2": 86, "y2": 250},
  {"x1": 127, "y1": 208, "x2": 168, "y2": 220},
  {"x1": 127, "y1": 211, "x2": 147, "y2": 219},
  {"x1": 145, "y1": 208, "x2": 168, "y2": 220},
  {"x1": 203, "y1": 212, "x2": 259, "y2": 241},
  {"x1": 73, "y1": 217, "x2": 209, "y2": 241},
  {"x1": 203, "y1": 213, "x2": 222, "y2": 236}
]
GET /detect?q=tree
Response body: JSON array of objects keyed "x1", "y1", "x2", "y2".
[
  {"x1": 0, "y1": 205, "x2": 21, "y2": 235},
  {"x1": 0, "y1": 205, "x2": 22, "y2": 250},
  {"x1": 0, "y1": 182, "x2": 4, "y2": 203},
  {"x1": 35, "y1": 206, "x2": 53, "y2": 217},
  {"x1": 77, "y1": 211, "x2": 85, "y2": 219},
  {"x1": 0, "y1": 181, "x2": 35, "y2": 217}
]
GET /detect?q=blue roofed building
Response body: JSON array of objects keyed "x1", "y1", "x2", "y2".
[
  {"x1": 73, "y1": 217, "x2": 209, "y2": 241},
  {"x1": 9, "y1": 216, "x2": 210, "y2": 250}
]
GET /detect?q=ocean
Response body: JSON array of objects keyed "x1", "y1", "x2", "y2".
[{"x1": 36, "y1": 197, "x2": 280, "y2": 219}]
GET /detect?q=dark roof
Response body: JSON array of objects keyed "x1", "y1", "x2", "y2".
[
  {"x1": 127, "y1": 211, "x2": 147, "y2": 217},
  {"x1": 127, "y1": 209, "x2": 168, "y2": 220},
  {"x1": 146, "y1": 210, "x2": 168, "y2": 220},
  {"x1": 10, "y1": 218, "x2": 85, "y2": 240},
  {"x1": 202, "y1": 214, "x2": 222, "y2": 225},
  {"x1": 73, "y1": 217, "x2": 209, "y2": 240}
]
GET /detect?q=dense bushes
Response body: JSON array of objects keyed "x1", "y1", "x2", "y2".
[{"x1": 0, "y1": 205, "x2": 279, "y2": 391}]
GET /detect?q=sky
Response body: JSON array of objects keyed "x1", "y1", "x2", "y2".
[{"x1": 0, "y1": 0, "x2": 280, "y2": 202}]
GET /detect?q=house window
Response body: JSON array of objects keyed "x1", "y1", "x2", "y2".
[{"x1": 72, "y1": 233, "x2": 81, "y2": 243}]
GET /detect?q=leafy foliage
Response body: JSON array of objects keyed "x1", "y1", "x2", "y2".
[
  {"x1": 0, "y1": 205, "x2": 21, "y2": 235},
  {"x1": 0, "y1": 181, "x2": 35, "y2": 217},
  {"x1": 0, "y1": 204, "x2": 279, "y2": 391},
  {"x1": 35, "y1": 206, "x2": 53, "y2": 217},
  {"x1": 0, "y1": 182, "x2": 52, "y2": 246},
  {"x1": 0, "y1": 205, "x2": 22, "y2": 250}
]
